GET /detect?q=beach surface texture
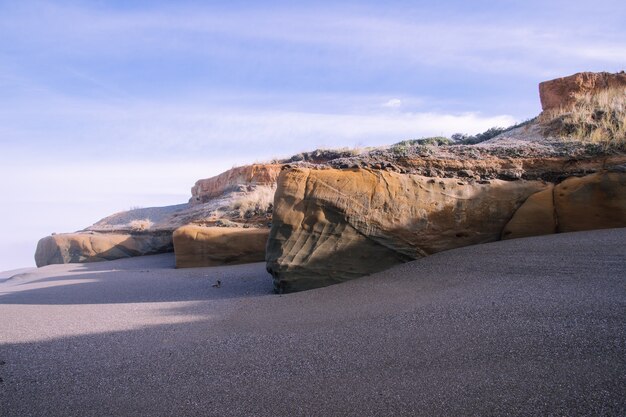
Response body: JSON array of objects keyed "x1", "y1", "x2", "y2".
[{"x1": 1, "y1": 229, "x2": 625, "y2": 416}]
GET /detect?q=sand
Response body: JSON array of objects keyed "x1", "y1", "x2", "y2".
[{"x1": 1, "y1": 228, "x2": 625, "y2": 416}]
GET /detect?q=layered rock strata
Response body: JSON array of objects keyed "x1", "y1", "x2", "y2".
[{"x1": 173, "y1": 226, "x2": 269, "y2": 268}]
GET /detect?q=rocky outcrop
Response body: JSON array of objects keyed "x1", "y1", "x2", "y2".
[
  {"x1": 501, "y1": 186, "x2": 556, "y2": 239},
  {"x1": 36, "y1": 73, "x2": 626, "y2": 270},
  {"x1": 554, "y1": 172, "x2": 626, "y2": 232},
  {"x1": 190, "y1": 164, "x2": 282, "y2": 204},
  {"x1": 35, "y1": 232, "x2": 173, "y2": 267},
  {"x1": 502, "y1": 171, "x2": 626, "y2": 239},
  {"x1": 36, "y1": 164, "x2": 279, "y2": 267},
  {"x1": 539, "y1": 71, "x2": 626, "y2": 112},
  {"x1": 266, "y1": 167, "x2": 547, "y2": 293},
  {"x1": 173, "y1": 226, "x2": 269, "y2": 268}
]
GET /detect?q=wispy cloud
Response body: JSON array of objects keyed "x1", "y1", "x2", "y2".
[
  {"x1": 2, "y1": 2, "x2": 624, "y2": 79},
  {"x1": 0, "y1": 92, "x2": 516, "y2": 162}
]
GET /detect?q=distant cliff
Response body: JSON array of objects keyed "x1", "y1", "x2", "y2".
[{"x1": 190, "y1": 164, "x2": 282, "y2": 204}]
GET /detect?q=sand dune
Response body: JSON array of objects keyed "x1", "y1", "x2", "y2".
[{"x1": 1, "y1": 229, "x2": 625, "y2": 416}]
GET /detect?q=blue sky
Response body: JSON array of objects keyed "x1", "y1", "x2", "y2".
[{"x1": 0, "y1": 0, "x2": 624, "y2": 270}]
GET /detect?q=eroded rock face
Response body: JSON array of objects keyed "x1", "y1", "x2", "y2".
[
  {"x1": 501, "y1": 186, "x2": 556, "y2": 240},
  {"x1": 173, "y1": 225, "x2": 269, "y2": 268},
  {"x1": 502, "y1": 171, "x2": 626, "y2": 239},
  {"x1": 35, "y1": 232, "x2": 173, "y2": 267},
  {"x1": 190, "y1": 164, "x2": 282, "y2": 204},
  {"x1": 539, "y1": 71, "x2": 626, "y2": 112},
  {"x1": 555, "y1": 172, "x2": 626, "y2": 232},
  {"x1": 266, "y1": 167, "x2": 547, "y2": 292}
]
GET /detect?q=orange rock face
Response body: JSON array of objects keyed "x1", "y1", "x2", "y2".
[
  {"x1": 173, "y1": 225, "x2": 269, "y2": 268},
  {"x1": 497, "y1": 171, "x2": 626, "y2": 240},
  {"x1": 539, "y1": 71, "x2": 626, "y2": 112},
  {"x1": 266, "y1": 167, "x2": 547, "y2": 292},
  {"x1": 554, "y1": 172, "x2": 626, "y2": 232},
  {"x1": 190, "y1": 164, "x2": 282, "y2": 204}
]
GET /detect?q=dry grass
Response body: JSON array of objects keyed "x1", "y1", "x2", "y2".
[
  {"x1": 129, "y1": 219, "x2": 154, "y2": 231},
  {"x1": 230, "y1": 185, "x2": 276, "y2": 218},
  {"x1": 540, "y1": 86, "x2": 626, "y2": 150}
]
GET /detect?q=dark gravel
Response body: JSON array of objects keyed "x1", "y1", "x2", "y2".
[{"x1": 1, "y1": 229, "x2": 625, "y2": 416}]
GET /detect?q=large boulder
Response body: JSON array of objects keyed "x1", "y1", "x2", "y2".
[
  {"x1": 35, "y1": 232, "x2": 173, "y2": 267},
  {"x1": 555, "y1": 172, "x2": 626, "y2": 232},
  {"x1": 502, "y1": 171, "x2": 626, "y2": 239},
  {"x1": 539, "y1": 71, "x2": 626, "y2": 112},
  {"x1": 501, "y1": 185, "x2": 556, "y2": 240},
  {"x1": 173, "y1": 225, "x2": 269, "y2": 268},
  {"x1": 266, "y1": 167, "x2": 547, "y2": 293}
]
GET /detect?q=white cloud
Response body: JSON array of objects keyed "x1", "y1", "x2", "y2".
[
  {"x1": 383, "y1": 98, "x2": 402, "y2": 108},
  {"x1": 0, "y1": 93, "x2": 516, "y2": 160}
]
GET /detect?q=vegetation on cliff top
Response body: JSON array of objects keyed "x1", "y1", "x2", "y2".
[{"x1": 540, "y1": 86, "x2": 626, "y2": 150}]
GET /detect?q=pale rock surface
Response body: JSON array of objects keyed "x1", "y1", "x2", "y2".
[
  {"x1": 35, "y1": 232, "x2": 173, "y2": 267},
  {"x1": 35, "y1": 164, "x2": 279, "y2": 267},
  {"x1": 190, "y1": 164, "x2": 282, "y2": 204}
]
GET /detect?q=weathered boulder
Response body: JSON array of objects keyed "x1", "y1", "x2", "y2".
[
  {"x1": 266, "y1": 167, "x2": 547, "y2": 292},
  {"x1": 539, "y1": 71, "x2": 626, "y2": 112},
  {"x1": 555, "y1": 172, "x2": 626, "y2": 232},
  {"x1": 502, "y1": 171, "x2": 626, "y2": 239},
  {"x1": 173, "y1": 225, "x2": 269, "y2": 268},
  {"x1": 501, "y1": 185, "x2": 556, "y2": 240},
  {"x1": 35, "y1": 232, "x2": 173, "y2": 267},
  {"x1": 190, "y1": 164, "x2": 282, "y2": 204}
]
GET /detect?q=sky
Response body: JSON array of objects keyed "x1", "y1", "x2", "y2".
[{"x1": 0, "y1": 0, "x2": 624, "y2": 271}]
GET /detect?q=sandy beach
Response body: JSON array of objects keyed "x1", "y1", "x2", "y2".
[{"x1": 1, "y1": 228, "x2": 625, "y2": 416}]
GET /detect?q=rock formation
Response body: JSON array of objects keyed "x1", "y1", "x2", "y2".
[
  {"x1": 501, "y1": 186, "x2": 556, "y2": 239},
  {"x1": 35, "y1": 232, "x2": 173, "y2": 267},
  {"x1": 503, "y1": 170, "x2": 626, "y2": 239},
  {"x1": 266, "y1": 167, "x2": 548, "y2": 292},
  {"x1": 35, "y1": 164, "x2": 280, "y2": 267},
  {"x1": 190, "y1": 164, "x2": 282, "y2": 204},
  {"x1": 173, "y1": 226, "x2": 269, "y2": 268},
  {"x1": 539, "y1": 71, "x2": 626, "y2": 112},
  {"x1": 555, "y1": 171, "x2": 626, "y2": 232},
  {"x1": 267, "y1": 166, "x2": 626, "y2": 292},
  {"x1": 35, "y1": 71, "x2": 626, "y2": 277}
]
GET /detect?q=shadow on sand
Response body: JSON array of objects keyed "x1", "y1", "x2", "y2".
[
  {"x1": 0, "y1": 254, "x2": 274, "y2": 305},
  {"x1": 1, "y1": 230, "x2": 625, "y2": 416}
]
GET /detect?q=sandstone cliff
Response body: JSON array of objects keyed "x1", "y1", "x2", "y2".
[
  {"x1": 266, "y1": 166, "x2": 626, "y2": 292},
  {"x1": 503, "y1": 170, "x2": 626, "y2": 239},
  {"x1": 35, "y1": 71, "x2": 626, "y2": 274},
  {"x1": 190, "y1": 164, "x2": 282, "y2": 204},
  {"x1": 539, "y1": 71, "x2": 626, "y2": 112},
  {"x1": 266, "y1": 167, "x2": 548, "y2": 292}
]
